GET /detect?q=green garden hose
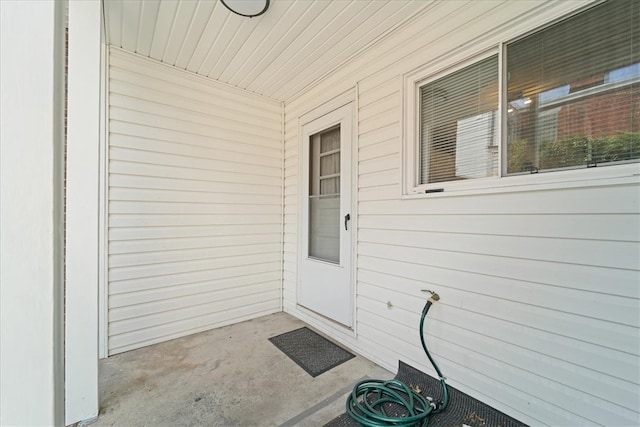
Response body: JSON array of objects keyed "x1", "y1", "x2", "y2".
[{"x1": 346, "y1": 291, "x2": 449, "y2": 427}]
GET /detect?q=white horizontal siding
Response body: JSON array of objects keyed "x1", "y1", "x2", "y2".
[
  {"x1": 282, "y1": 1, "x2": 640, "y2": 426},
  {"x1": 107, "y1": 48, "x2": 282, "y2": 355}
]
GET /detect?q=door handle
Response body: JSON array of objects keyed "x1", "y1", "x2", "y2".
[{"x1": 344, "y1": 213, "x2": 351, "y2": 230}]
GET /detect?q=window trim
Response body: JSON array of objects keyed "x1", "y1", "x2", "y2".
[
  {"x1": 403, "y1": 47, "x2": 500, "y2": 195},
  {"x1": 402, "y1": 2, "x2": 640, "y2": 197}
]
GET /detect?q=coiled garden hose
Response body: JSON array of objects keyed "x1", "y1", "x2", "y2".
[{"x1": 346, "y1": 291, "x2": 449, "y2": 427}]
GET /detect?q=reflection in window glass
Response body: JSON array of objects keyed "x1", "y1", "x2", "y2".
[{"x1": 506, "y1": 0, "x2": 640, "y2": 174}]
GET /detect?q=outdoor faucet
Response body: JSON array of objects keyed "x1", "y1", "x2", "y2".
[{"x1": 421, "y1": 289, "x2": 440, "y2": 305}]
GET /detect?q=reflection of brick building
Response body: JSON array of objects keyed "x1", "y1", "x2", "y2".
[
  {"x1": 508, "y1": 72, "x2": 639, "y2": 173},
  {"x1": 555, "y1": 85, "x2": 639, "y2": 140}
]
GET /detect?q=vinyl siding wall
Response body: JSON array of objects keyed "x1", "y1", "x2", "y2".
[
  {"x1": 283, "y1": 1, "x2": 640, "y2": 425},
  {"x1": 107, "y1": 48, "x2": 282, "y2": 355}
]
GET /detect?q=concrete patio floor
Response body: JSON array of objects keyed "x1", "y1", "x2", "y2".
[{"x1": 95, "y1": 312, "x2": 391, "y2": 426}]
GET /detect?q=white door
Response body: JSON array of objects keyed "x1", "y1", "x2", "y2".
[{"x1": 299, "y1": 103, "x2": 353, "y2": 326}]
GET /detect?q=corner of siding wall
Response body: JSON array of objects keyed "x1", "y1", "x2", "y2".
[{"x1": 280, "y1": 100, "x2": 286, "y2": 313}]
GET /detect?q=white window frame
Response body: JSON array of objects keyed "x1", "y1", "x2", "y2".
[
  {"x1": 403, "y1": 48, "x2": 501, "y2": 195},
  {"x1": 402, "y1": 6, "x2": 640, "y2": 198}
]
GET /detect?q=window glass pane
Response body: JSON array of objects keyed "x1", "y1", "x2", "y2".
[
  {"x1": 320, "y1": 127, "x2": 340, "y2": 152},
  {"x1": 320, "y1": 177, "x2": 339, "y2": 195},
  {"x1": 320, "y1": 152, "x2": 340, "y2": 177},
  {"x1": 308, "y1": 126, "x2": 341, "y2": 263},
  {"x1": 420, "y1": 55, "x2": 499, "y2": 184},
  {"x1": 506, "y1": 1, "x2": 640, "y2": 174},
  {"x1": 308, "y1": 196, "x2": 340, "y2": 263}
]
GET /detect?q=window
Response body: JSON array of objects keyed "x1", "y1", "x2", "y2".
[
  {"x1": 405, "y1": 0, "x2": 639, "y2": 193},
  {"x1": 506, "y1": 1, "x2": 639, "y2": 174},
  {"x1": 308, "y1": 125, "x2": 341, "y2": 263},
  {"x1": 419, "y1": 55, "x2": 499, "y2": 184}
]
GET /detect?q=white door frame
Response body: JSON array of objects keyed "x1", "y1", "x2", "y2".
[{"x1": 297, "y1": 93, "x2": 356, "y2": 328}]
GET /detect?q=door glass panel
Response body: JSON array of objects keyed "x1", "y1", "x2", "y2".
[
  {"x1": 320, "y1": 177, "x2": 340, "y2": 195},
  {"x1": 321, "y1": 130, "x2": 340, "y2": 152},
  {"x1": 320, "y1": 152, "x2": 340, "y2": 176},
  {"x1": 309, "y1": 126, "x2": 340, "y2": 263}
]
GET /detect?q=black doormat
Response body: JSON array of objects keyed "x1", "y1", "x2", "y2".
[
  {"x1": 269, "y1": 327, "x2": 355, "y2": 377},
  {"x1": 324, "y1": 361, "x2": 528, "y2": 427}
]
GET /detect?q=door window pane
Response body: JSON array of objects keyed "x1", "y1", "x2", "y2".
[{"x1": 309, "y1": 126, "x2": 340, "y2": 263}]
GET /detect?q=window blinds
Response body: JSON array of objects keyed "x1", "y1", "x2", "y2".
[
  {"x1": 506, "y1": 0, "x2": 640, "y2": 173},
  {"x1": 419, "y1": 55, "x2": 499, "y2": 184}
]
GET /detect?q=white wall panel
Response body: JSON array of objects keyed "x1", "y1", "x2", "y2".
[
  {"x1": 282, "y1": 1, "x2": 640, "y2": 426},
  {"x1": 0, "y1": 2, "x2": 65, "y2": 424},
  {"x1": 107, "y1": 48, "x2": 282, "y2": 355}
]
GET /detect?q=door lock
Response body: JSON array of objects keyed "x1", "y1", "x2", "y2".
[{"x1": 344, "y1": 213, "x2": 351, "y2": 230}]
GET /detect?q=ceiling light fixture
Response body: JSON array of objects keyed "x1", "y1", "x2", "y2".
[{"x1": 220, "y1": 0, "x2": 270, "y2": 18}]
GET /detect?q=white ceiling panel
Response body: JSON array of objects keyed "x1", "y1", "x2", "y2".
[
  {"x1": 149, "y1": 0, "x2": 180, "y2": 59},
  {"x1": 161, "y1": 0, "x2": 200, "y2": 64},
  {"x1": 135, "y1": 0, "x2": 161, "y2": 55},
  {"x1": 103, "y1": 0, "x2": 432, "y2": 100},
  {"x1": 173, "y1": 0, "x2": 217, "y2": 68}
]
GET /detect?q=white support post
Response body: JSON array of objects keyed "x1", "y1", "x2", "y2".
[
  {"x1": 0, "y1": 1, "x2": 66, "y2": 425},
  {"x1": 65, "y1": 0, "x2": 102, "y2": 424}
]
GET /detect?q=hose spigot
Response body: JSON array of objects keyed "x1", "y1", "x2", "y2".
[{"x1": 421, "y1": 289, "x2": 440, "y2": 304}]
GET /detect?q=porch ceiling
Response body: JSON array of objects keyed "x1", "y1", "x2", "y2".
[{"x1": 102, "y1": 0, "x2": 431, "y2": 101}]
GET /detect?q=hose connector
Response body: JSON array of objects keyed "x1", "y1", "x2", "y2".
[{"x1": 421, "y1": 289, "x2": 440, "y2": 304}]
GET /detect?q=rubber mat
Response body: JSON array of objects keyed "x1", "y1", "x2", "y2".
[
  {"x1": 324, "y1": 361, "x2": 528, "y2": 427},
  {"x1": 269, "y1": 327, "x2": 355, "y2": 377}
]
